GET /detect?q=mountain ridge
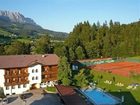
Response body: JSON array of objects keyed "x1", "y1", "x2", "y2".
[
  {"x1": 0, "y1": 10, "x2": 36, "y2": 24},
  {"x1": 0, "y1": 10, "x2": 68, "y2": 39}
]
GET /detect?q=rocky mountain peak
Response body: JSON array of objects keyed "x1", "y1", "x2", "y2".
[{"x1": 0, "y1": 10, "x2": 36, "y2": 24}]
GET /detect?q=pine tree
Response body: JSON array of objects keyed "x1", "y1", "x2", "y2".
[
  {"x1": 75, "y1": 46, "x2": 85, "y2": 59},
  {"x1": 33, "y1": 35, "x2": 51, "y2": 54},
  {"x1": 58, "y1": 56, "x2": 72, "y2": 86}
]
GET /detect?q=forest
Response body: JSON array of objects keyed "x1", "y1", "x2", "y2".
[
  {"x1": 0, "y1": 20, "x2": 140, "y2": 61},
  {"x1": 56, "y1": 20, "x2": 140, "y2": 61}
]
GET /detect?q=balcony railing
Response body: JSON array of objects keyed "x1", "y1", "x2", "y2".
[
  {"x1": 4, "y1": 80, "x2": 29, "y2": 86},
  {"x1": 42, "y1": 76, "x2": 57, "y2": 82},
  {"x1": 42, "y1": 71, "x2": 57, "y2": 75},
  {"x1": 4, "y1": 73, "x2": 29, "y2": 78}
]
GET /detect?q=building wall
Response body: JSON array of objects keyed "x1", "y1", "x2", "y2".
[
  {"x1": 3, "y1": 84, "x2": 30, "y2": 95},
  {"x1": 28, "y1": 64, "x2": 42, "y2": 88},
  {"x1": 1, "y1": 64, "x2": 58, "y2": 95},
  {"x1": 0, "y1": 69, "x2": 5, "y2": 87},
  {"x1": 42, "y1": 65, "x2": 58, "y2": 82}
]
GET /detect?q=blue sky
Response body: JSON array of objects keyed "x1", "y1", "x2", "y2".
[{"x1": 0, "y1": 0, "x2": 139, "y2": 32}]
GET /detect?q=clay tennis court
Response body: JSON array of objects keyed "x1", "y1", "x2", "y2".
[{"x1": 89, "y1": 62, "x2": 140, "y2": 77}]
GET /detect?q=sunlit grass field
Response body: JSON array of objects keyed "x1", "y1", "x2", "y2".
[
  {"x1": 125, "y1": 56, "x2": 140, "y2": 63},
  {"x1": 92, "y1": 70, "x2": 140, "y2": 105}
]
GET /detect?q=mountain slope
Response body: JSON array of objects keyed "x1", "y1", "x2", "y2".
[{"x1": 0, "y1": 10, "x2": 68, "y2": 39}]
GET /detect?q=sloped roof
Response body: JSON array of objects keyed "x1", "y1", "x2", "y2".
[
  {"x1": 78, "y1": 58, "x2": 112, "y2": 62},
  {"x1": 0, "y1": 54, "x2": 59, "y2": 69},
  {"x1": 55, "y1": 85, "x2": 87, "y2": 105}
]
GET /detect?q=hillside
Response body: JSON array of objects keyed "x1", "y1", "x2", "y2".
[{"x1": 0, "y1": 10, "x2": 68, "y2": 39}]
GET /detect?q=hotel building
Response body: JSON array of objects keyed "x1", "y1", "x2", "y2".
[{"x1": 0, "y1": 54, "x2": 59, "y2": 95}]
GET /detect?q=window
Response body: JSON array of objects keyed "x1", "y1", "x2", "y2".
[
  {"x1": 12, "y1": 93, "x2": 15, "y2": 95},
  {"x1": 25, "y1": 77, "x2": 28, "y2": 80},
  {"x1": 23, "y1": 84, "x2": 26, "y2": 88},
  {"x1": 19, "y1": 70, "x2": 21, "y2": 74},
  {"x1": 49, "y1": 66, "x2": 51, "y2": 69},
  {"x1": 36, "y1": 76, "x2": 38, "y2": 80},
  {"x1": 36, "y1": 69, "x2": 38, "y2": 72},
  {"x1": 6, "y1": 70, "x2": 9, "y2": 75},
  {"x1": 32, "y1": 69, "x2": 34, "y2": 73},
  {"x1": 13, "y1": 78, "x2": 16, "y2": 81},
  {"x1": 32, "y1": 76, "x2": 34, "y2": 80},
  {"x1": 12, "y1": 86, "x2": 15, "y2": 89},
  {"x1": 25, "y1": 69, "x2": 28, "y2": 73},
  {"x1": 45, "y1": 68, "x2": 48, "y2": 71},
  {"x1": 19, "y1": 78, "x2": 21, "y2": 82},
  {"x1": 7, "y1": 79, "x2": 9, "y2": 83},
  {"x1": 18, "y1": 85, "x2": 21, "y2": 88},
  {"x1": 6, "y1": 86, "x2": 9, "y2": 90},
  {"x1": 42, "y1": 75, "x2": 45, "y2": 79},
  {"x1": 13, "y1": 70, "x2": 15, "y2": 74}
]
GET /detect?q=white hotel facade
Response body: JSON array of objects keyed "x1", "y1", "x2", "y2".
[{"x1": 0, "y1": 54, "x2": 59, "y2": 95}]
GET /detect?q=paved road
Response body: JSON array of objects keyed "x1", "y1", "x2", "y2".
[{"x1": 0, "y1": 89, "x2": 63, "y2": 105}]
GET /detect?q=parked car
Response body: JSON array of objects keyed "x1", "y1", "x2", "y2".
[
  {"x1": 2, "y1": 98, "x2": 8, "y2": 104},
  {"x1": 0, "y1": 98, "x2": 2, "y2": 103}
]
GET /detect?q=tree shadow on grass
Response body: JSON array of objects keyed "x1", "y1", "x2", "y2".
[{"x1": 109, "y1": 91, "x2": 140, "y2": 105}]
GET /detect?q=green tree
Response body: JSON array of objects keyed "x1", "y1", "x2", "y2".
[
  {"x1": 69, "y1": 48, "x2": 76, "y2": 61},
  {"x1": 0, "y1": 87, "x2": 5, "y2": 99},
  {"x1": 62, "y1": 78, "x2": 71, "y2": 86},
  {"x1": 0, "y1": 45, "x2": 5, "y2": 55},
  {"x1": 4, "y1": 41, "x2": 30, "y2": 55},
  {"x1": 54, "y1": 43, "x2": 65, "y2": 57},
  {"x1": 58, "y1": 56, "x2": 72, "y2": 86},
  {"x1": 85, "y1": 42, "x2": 98, "y2": 58},
  {"x1": 74, "y1": 69, "x2": 88, "y2": 88},
  {"x1": 65, "y1": 20, "x2": 140, "y2": 59},
  {"x1": 33, "y1": 35, "x2": 51, "y2": 54},
  {"x1": 75, "y1": 46, "x2": 85, "y2": 59}
]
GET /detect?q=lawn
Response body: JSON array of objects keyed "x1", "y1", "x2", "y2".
[
  {"x1": 0, "y1": 28, "x2": 11, "y2": 36},
  {"x1": 91, "y1": 70, "x2": 140, "y2": 105},
  {"x1": 17, "y1": 38, "x2": 32, "y2": 43},
  {"x1": 125, "y1": 56, "x2": 140, "y2": 63},
  {"x1": 46, "y1": 86, "x2": 56, "y2": 93}
]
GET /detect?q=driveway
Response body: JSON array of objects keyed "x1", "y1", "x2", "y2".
[{"x1": 0, "y1": 89, "x2": 63, "y2": 105}]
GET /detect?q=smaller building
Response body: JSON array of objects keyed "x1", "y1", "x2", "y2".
[
  {"x1": 0, "y1": 54, "x2": 59, "y2": 95},
  {"x1": 71, "y1": 58, "x2": 115, "y2": 70},
  {"x1": 55, "y1": 85, "x2": 87, "y2": 105}
]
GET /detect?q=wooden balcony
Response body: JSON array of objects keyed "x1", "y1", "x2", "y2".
[
  {"x1": 42, "y1": 77, "x2": 57, "y2": 82},
  {"x1": 42, "y1": 71, "x2": 57, "y2": 75},
  {"x1": 4, "y1": 73, "x2": 28, "y2": 78},
  {"x1": 4, "y1": 80, "x2": 29, "y2": 86},
  {"x1": 18, "y1": 73, "x2": 29, "y2": 77}
]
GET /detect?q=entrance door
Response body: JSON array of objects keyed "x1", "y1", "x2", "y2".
[{"x1": 30, "y1": 84, "x2": 37, "y2": 89}]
